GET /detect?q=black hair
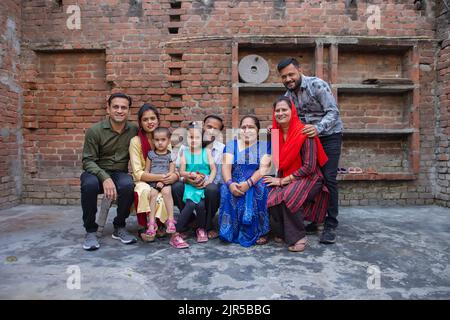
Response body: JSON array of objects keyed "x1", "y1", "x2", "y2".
[
  {"x1": 137, "y1": 103, "x2": 160, "y2": 127},
  {"x1": 152, "y1": 127, "x2": 171, "y2": 138},
  {"x1": 277, "y1": 57, "x2": 300, "y2": 72},
  {"x1": 240, "y1": 115, "x2": 261, "y2": 131},
  {"x1": 108, "y1": 92, "x2": 132, "y2": 107},
  {"x1": 187, "y1": 121, "x2": 202, "y2": 130},
  {"x1": 203, "y1": 114, "x2": 224, "y2": 131},
  {"x1": 273, "y1": 96, "x2": 292, "y2": 109}
]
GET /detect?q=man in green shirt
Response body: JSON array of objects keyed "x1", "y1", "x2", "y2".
[{"x1": 81, "y1": 93, "x2": 138, "y2": 250}]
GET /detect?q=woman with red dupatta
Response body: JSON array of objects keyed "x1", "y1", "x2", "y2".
[{"x1": 263, "y1": 96, "x2": 330, "y2": 252}]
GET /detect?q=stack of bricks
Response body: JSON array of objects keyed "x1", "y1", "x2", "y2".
[
  {"x1": 0, "y1": 0, "x2": 448, "y2": 208},
  {"x1": 165, "y1": 50, "x2": 185, "y2": 128}
]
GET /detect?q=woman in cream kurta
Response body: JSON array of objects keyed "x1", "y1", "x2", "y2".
[
  {"x1": 129, "y1": 136, "x2": 166, "y2": 219},
  {"x1": 129, "y1": 104, "x2": 179, "y2": 240}
]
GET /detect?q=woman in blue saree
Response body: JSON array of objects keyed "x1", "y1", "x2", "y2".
[{"x1": 218, "y1": 115, "x2": 272, "y2": 247}]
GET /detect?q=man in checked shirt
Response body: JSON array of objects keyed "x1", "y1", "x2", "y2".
[{"x1": 277, "y1": 57, "x2": 344, "y2": 244}]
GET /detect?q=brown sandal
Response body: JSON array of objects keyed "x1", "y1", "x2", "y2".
[
  {"x1": 207, "y1": 230, "x2": 219, "y2": 239},
  {"x1": 256, "y1": 235, "x2": 269, "y2": 245},
  {"x1": 274, "y1": 236, "x2": 284, "y2": 244},
  {"x1": 288, "y1": 237, "x2": 308, "y2": 252}
]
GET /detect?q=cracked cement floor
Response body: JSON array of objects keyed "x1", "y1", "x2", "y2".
[{"x1": 0, "y1": 204, "x2": 449, "y2": 300}]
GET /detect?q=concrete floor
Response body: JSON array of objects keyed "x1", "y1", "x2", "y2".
[{"x1": 0, "y1": 204, "x2": 449, "y2": 300}]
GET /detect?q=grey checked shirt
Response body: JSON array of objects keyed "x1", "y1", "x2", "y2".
[{"x1": 284, "y1": 75, "x2": 343, "y2": 137}]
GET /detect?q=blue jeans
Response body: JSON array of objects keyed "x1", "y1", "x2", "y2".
[
  {"x1": 319, "y1": 133, "x2": 342, "y2": 229},
  {"x1": 80, "y1": 171, "x2": 134, "y2": 233}
]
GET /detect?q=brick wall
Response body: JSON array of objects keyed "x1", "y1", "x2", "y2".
[
  {"x1": 435, "y1": 1, "x2": 450, "y2": 207},
  {"x1": 21, "y1": 51, "x2": 108, "y2": 205},
  {"x1": 0, "y1": 0, "x2": 21, "y2": 209},
  {"x1": 3, "y1": 0, "x2": 446, "y2": 207},
  {"x1": 180, "y1": 0, "x2": 434, "y2": 37},
  {"x1": 339, "y1": 93, "x2": 409, "y2": 130},
  {"x1": 164, "y1": 41, "x2": 233, "y2": 128},
  {"x1": 416, "y1": 40, "x2": 439, "y2": 205}
]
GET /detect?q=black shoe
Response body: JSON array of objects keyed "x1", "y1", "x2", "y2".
[
  {"x1": 112, "y1": 227, "x2": 137, "y2": 244},
  {"x1": 305, "y1": 222, "x2": 324, "y2": 235},
  {"x1": 319, "y1": 228, "x2": 336, "y2": 244}
]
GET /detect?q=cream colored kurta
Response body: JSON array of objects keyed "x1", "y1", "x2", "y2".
[{"x1": 129, "y1": 136, "x2": 168, "y2": 222}]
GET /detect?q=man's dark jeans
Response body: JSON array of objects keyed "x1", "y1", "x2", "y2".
[
  {"x1": 319, "y1": 133, "x2": 342, "y2": 230},
  {"x1": 80, "y1": 171, "x2": 134, "y2": 233}
]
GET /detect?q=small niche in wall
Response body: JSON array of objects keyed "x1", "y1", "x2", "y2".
[
  {"x1": 170, "y1": 54, "x2": 183, "y2": 62},
  {"x1": 170, "y1": 1, "x2": 182, "y2": 9}
]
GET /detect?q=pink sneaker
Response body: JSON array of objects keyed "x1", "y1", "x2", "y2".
[
  {"x1": 196, "y1": 228, "x2": 208, "y2": 243},
  {"x1": 165, "y1": 219, "x2": 177, "y2": 234},
  {"x1": 169, "y1": 234, "x2": 189, "y2": 249}
]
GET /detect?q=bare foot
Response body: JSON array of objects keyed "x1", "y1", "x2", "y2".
[
  {"x1": 256, "y1": 235, "x2": 269, "y2": 245},
  {"x1": 207, "y1": 230, "x2": 219, "y2": 239}
]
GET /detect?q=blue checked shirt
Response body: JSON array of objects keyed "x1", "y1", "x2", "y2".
[{"x1": 284, "y1": 75, "x2": 344, "y2": 137}]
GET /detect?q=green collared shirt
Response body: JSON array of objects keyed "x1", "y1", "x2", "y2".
[{"x1": 82, "y1": 119, "x2": 138, "y2": 182}]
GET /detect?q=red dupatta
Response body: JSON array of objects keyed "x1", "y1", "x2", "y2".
[
  {"x1": 138, "y1": 128, "x2": 152, "y2": 159},
  {"x1": 135, "y1": 128, "x2": 152, "y2": 223},
  {"x1": 271, "y1": 101, "x2": 328, "y2": 178}
]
